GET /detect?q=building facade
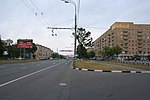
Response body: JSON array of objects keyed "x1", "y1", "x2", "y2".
[
  {"x1": 34, "y1": 44, "x2": 53, "y2": 60},
  {"x1": 94, "y1": 22, "x2": 150, "y2": 58},
  {"x1": 87, "y1": 47, "x2": 94, "y2": 53}
]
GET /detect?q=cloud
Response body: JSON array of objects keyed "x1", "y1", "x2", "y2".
[{"x1": 0, "y1": 0, "x2": 150, "y2": 55}]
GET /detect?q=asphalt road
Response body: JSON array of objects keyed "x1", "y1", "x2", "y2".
[{"x1": 0, "y1": 59, "x2": 150, "y2": 100}]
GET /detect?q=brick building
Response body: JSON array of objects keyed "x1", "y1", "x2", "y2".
[
  {"x1": 34, "y1": 44, "x2": 53, "y2": 60},
  {"x1": 87, "y1": 47, "x2": 94, "y2": 53},
  {"x1": 94, "y1": 22, "x2": 150, "y2": 58}
]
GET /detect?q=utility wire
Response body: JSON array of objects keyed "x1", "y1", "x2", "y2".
[
  {"x1": 30, "y1": 0, "x2": 41, "y2": 13},
  {"x1": 21, "y1": 0, "x2": 37, "y2": 15},
  {"x1": 30, "y1": 0, "x2": 50, "y2": 26},
  {"x1": 53, "y1": 19, "x2": 74, "y2": 26},
  {"x1": 79, "y1": 26, "x2": 108, "y2": 29},
  {"x1": 21, "y1": 0, "x2": 49, "y2": 27}
]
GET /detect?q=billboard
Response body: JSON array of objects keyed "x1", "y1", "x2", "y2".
[
  {"x1": 59, "y1": 50, "x2": 73, "y2": 52},
  {"x1": 17, "y1": 39, "x2": 33, "y2": 48}
]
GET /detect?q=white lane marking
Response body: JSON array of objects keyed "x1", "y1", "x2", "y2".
[
  {"x1": 0, "y1": 66, "x2": 6, "y2": 69},
  {"x1": 21, "y1": 67, "x2": 26, "y2": 69},
  {"x1": 59, "y1": 83, "x2": 67, "y2": 86},
  {"x1": 0, "y1": 62, "x2": 64, "y2": 88}
]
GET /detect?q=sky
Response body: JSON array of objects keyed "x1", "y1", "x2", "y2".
[{"x1": 0, "y1": 0, "x2": 150, "y2": 55}]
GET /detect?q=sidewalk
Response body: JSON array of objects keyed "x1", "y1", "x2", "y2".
[{"x1": 95, "y1": 61, "x2": 146, "y2": 71}]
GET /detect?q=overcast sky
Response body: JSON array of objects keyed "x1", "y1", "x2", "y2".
[{"x1": 0, "y1": 0, "x2": 150, "y2": 55}]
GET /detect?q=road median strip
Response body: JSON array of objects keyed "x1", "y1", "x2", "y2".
[{"x1": 73, "y1": 60, "x2": 150, "y2": 74}]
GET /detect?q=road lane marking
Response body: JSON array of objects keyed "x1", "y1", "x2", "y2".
[
  {"x1": 0, "y1": 66, "x2": 6, "y2": 69},
  {"x1": 21, "y1": 67, "x2": 26, "y2": 69},
  {"x1": 59, "y1": 83, "x2": 67, "y2": 86},
  {"x1": 0, "y1": 62, "x2": 65, "y2": 88}
]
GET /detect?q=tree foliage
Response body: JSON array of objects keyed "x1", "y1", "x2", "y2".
[
  {"x1": 0, "y1": 37, "x2": 37, "y2": 59},
  {"x1": 0, "y1": 39, "x2": 4, "y2": 57},
  {"x1": 86, "y1": 51, "x2": 95, "y2": 59},
  {"x1": 76, "y1": 28, "x2": 94, "y2": 58},
  {"x1": 100, "y1": 45, "x2": 122, "y2": 60},
  {"x1": 77, "y1": 44, "x2": 87, "y2": 58},
  {"x1": 112, "y1": 45, "x2": 123, "y2": 56},
  {"x1": 77, "y1": 28, "x2": 93, "y2": 47},
  {"x1": 5, "y1": 43, "x2": 37, "y2": 59}
]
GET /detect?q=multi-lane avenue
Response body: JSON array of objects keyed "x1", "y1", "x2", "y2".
[{"x1": 0, "y1": 59, "x2": 150, "y2": 100}]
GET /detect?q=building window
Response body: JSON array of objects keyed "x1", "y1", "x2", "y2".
[
  {"x1": 138, "y1": 31, "x2": 142, "y2": 33},
  {"x1": 123, "y1": 31, "x2": 128, "y2": 33}
]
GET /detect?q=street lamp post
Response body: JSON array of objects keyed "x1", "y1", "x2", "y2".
[{"x1": 62, "y1": 0, "x2": 77, "y2": 59}]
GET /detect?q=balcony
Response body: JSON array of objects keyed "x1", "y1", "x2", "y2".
[
  {"x1": 138, "y1": 45, "x2": 142, "y2": 48},
  {"x1": 137, "y1": 37, "x2": 143, "y2": 39},
  {"x1": 138, "y1": 40, "x2": 143, "y2": 43},
  {"x1": 138, "y1": 48, "x2": 143, "y2": 51}
]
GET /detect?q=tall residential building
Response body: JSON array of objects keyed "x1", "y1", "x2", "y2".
[
  {"x1": 34, "y1": 44, "x2": 53, "y2": 60},
  {"x1": 94, "y1": 22, "x2": 150, "y2": 58},
  {"x1": 87, "y1": 47, "x2": 94, "y2": 53}
]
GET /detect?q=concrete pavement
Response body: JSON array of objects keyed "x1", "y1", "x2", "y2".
[{"x1": 0, "y1": 60, "x2": 150, "y2": 100}]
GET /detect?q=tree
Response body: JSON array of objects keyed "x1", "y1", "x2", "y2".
[
  {"x1": 52, "y1": 52, "x2": 59, "y2": 59},
  {"x1": 6, "y1": 43, "x2": 37, "y2": 59},
  {"x1": 76, "y1": 28, "x2": 93, "y2": 58},
  {"x1": 100, "y1": 46, "x2": 111, "y2": 58},
  {"x1": 77, "y1": 44, "x2": 87, "y2": 58},
  {"x1": 86, "y1": 51, "x2": 95, "y2": 59},
  {"x1": 112, "y1": 45, "x2": 122, "y2": 56},
  {"x1": 0, "y1": 39, "x2": 4, "y2": 58},
  {"x1": 100, "y1": 45, "x2": 122, "y2": 60},
  {"x1": 7, "y1": 44, "x2": 20, "y2": 58},
  {"x1": 77, "y1": 28, "x2": 93, "y2": 47}
]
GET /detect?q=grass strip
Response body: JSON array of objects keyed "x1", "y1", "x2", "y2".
[
  {"x1": 75, "y1": 60, "x2": 124, "y2": 71},
  {"x1": 107, "y1": 61, "x2": 150, "y2": 70}
]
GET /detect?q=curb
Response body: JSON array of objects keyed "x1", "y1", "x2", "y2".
[
  {"x1": 73, "y1": 67, "x2": 150, "y2": 74},
  {"x1": 72, "y1": 60, "x2": 150, "y2": 74},
  {"x1": 72, "y1": 67, "x2": 150, "y2": 74}
]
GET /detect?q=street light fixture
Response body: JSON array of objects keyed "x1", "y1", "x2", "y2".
[{"x1": 61, "y1": 0, "x2": 77, "y2": 59}]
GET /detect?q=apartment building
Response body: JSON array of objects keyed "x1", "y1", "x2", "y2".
[
  {"x1": 34, "y1": 44, "x2": 53, "y2": 60},
  {"x1": 94, "y1": 22, "x2": 150, "y2": 58},
  {"x1": 87, "y1": 47, "x2": 94, "y2": 53}
]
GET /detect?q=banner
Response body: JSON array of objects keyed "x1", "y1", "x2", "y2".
[{"x1": 17, "y1": 39, "x2": 33, "y2": 48}]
